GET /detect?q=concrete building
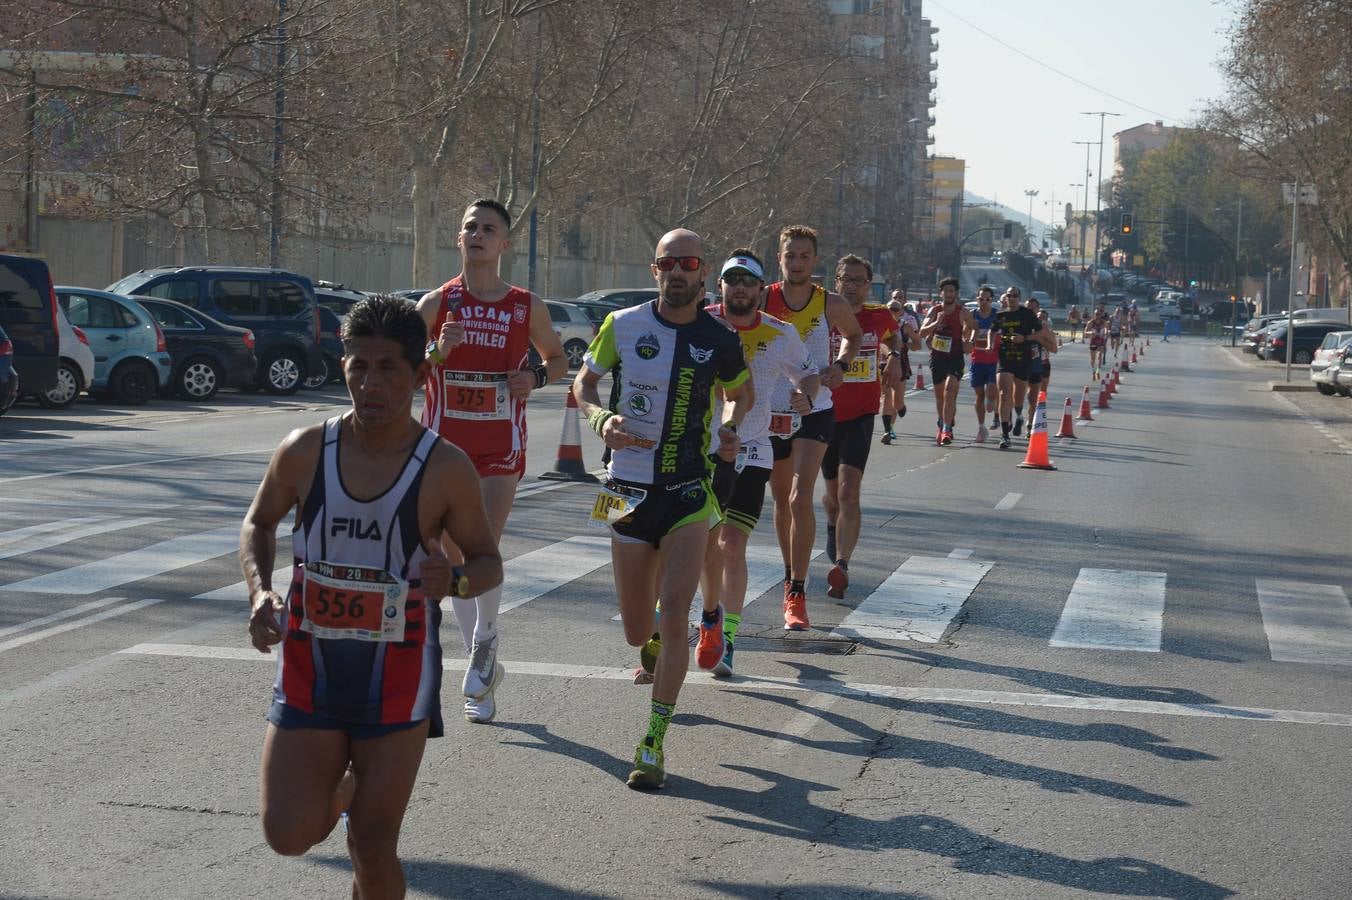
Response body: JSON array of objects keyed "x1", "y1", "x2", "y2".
[
  {"x1": 929, "y1": 156, "x2": 964, "y2": 241},
  {"x1": 1114, "y1": 120, "x2": 1179, "y2": 176}
]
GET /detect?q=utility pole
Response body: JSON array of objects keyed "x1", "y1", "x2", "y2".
[
  {"x1": 526, "y1": 11, "x2": 544, "y2": 294},
  {"x1": 1231, "y1": 196, "x2": 1242, "y2": 347},
  {"x1": 24, "y1": 65, "x2": 39, "y2": 253},
  {"x1": 1081, "y1": 111, "x2": 1120, "y2": 268},
  {"x1": 268, "y1": 0, "x2": 288, "y2": 268}
]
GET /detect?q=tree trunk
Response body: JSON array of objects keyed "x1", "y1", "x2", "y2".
[{"x1": 411, "y1": 161, "x2": 437, "y2": 288}]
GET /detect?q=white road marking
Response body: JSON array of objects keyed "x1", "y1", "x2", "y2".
[
  {"x1": 489, "y1": 535, "x2": 614, "y2": 615},
  {"x1": 946, "y1": 548, "x2": 974, "y2": 559},
  {"x1": 0, "y1": 448, "x2": 274, "y2": 485},
  {"x1": 514, "y1": 470, "x2": 608, "y2": 500},
  {"x1": 994, "y1": 492, "x2": 1022, "y2": 511},
  {"x1": 0, "y1": 598, "x2": 171, "y2": 655},
  {"x1": 1050, "y1": 569, "x2": 1167, "y2": 652},
  {"x1": 0, "y1": 596, "x2": 130, "y2": 640},
  {"x1": 195, "y1": 567, "x2": 291, "y2": 602},
  {"x1": 1, "y1": 525, "x2": 240, "y2": 595},
  {"x1": 118, "y1": 643, "x2": 1352, "y2": 727},
  {"x1": 768, "y1": 694, "x2": 842, "y2": 757},
  {"x1": 831, "y1": 556, "x2": 991, "y2": 643},
  {"x1": 1256, "y1": 580, "x2": 1352, "y2": 666},
  {"x1": 0, "y1": 517, "x2": 164, "y2": 562}
]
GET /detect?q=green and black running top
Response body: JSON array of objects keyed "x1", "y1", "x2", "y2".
[{"x1": 584, "y1": 301, "x2": 749, "y2": 486}]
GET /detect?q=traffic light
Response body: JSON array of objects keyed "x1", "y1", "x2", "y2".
[
  {"x1": 1002, "y1": 223, "x2": 1012, "y2": 239},
  {"x1": 1120, "y1": 213, "x2": 1133, "y2": 235}
]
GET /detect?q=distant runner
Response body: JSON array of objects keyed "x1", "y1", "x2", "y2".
[
  {"x1": 918, "y1": 276, "x2": 976, "y2": 445},
  {"x1": 969, "y1": 285, "x2": 1000, "y2": 443}
]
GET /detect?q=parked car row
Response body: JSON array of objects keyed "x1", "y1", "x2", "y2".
[
  {"x1": 1310, "y1": 330, "x2": 1352, "y2": 397},
  {"x1": 1252, "y1": 319, "x2": 1352, "y2": 365}
]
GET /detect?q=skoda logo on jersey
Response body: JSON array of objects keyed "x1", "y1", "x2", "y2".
[
  {"x1": 636, "y1": 333, "x2": 661, "y2": 360},
  {"x1": 627, "y1": 393, "x2": 652, "y2": 417},
  {"x1": 689, "y1": 345, "x2": 714, "y2": 364}
]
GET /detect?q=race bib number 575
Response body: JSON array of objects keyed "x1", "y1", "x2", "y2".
[{"x1": 442, "y1": 371, "x2": 510, "y2": 421}]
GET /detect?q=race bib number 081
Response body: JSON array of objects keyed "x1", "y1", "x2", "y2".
[
  {"x1": 844, "y1": 351, "x2": 876, "y2": 383},
  {"x1": 301, "y1": 562, "x2": 408, "y2": 642},
  {"x1": 443, "y1": 371, "x2": 510, "y2": 421}
]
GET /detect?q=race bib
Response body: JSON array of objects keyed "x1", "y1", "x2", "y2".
[
  {"x1": 737, "y1": 441, "x2": 770, "y2": 471},
  {"x1": 301, "y1": 562, "x2": 408, "y2": 642},
  {"x1": 931, "y1": 335, "x2": 953, "y2": 354},
  {"x1": 589, "y1": 483, "x2": 648, "y2": 527},
  {"x1": 442, "y1": 371, "x2": 510, "y2": 421},
  {"x1": 769, "y1": 411, "x2": 801, "y2": 438},
  {"x1": 844, "y1": 351, "x2": 876, "y2": 383}
]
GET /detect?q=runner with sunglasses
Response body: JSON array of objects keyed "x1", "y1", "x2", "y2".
[
  {"x1": 574, "y1": 229, "x2": 751, "y2": 790},
  {"x1": 416, "y1": 198, "x2": 568, "y2": 724},
  {"x1": 699, "y1": 249, "x2": 819, "y2": 676},
  {"x1": 765, "y1": 225, "x2": 861, "y2": 631},
  {"x1": 822, "y1": 255, "x2": 903, "y2": 598}
]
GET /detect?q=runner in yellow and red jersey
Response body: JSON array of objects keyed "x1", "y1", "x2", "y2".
[
  {"x1": 821, "y1": 255, "x2": 903, "y2": 599},
  {"x1": 415, "y1": 198, "x2": 567, "y2": 724}
]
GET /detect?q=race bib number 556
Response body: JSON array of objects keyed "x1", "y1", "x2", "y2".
[{"x1": 301, "y1": 562, "x2": 408, "y2": 641}]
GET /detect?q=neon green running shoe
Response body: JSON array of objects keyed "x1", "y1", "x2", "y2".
[{"x1": 627, "y1": 736, "x2": 666, "y2": 790}]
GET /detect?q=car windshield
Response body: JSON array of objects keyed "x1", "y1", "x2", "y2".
[{"x1": 106, "y1": 273, "x2": 152, "y2": 294}]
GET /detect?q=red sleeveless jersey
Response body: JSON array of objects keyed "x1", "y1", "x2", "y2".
[{"x1": 420, "y1": 276, "x2": 533, "y2": 457}]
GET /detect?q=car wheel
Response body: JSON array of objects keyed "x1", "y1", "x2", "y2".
[
  {"x1": 263, "y1": 349, "x2": 304, "y2": 395},
  {"x1": 1316, "y1": 383, "x2": 1336, "y2": 396},
  {"x1": 37, "y1": 360, "x2": 82, "y2": 409},
  {"x1": 177, "y1": 356, "x2": 223, "y2": 401},
  {"x1": 564, "y1": 339, "x2": 588, "y2": 370},
  {"x1": 108, "y1": 360, "x2": 156, "y2": 405},
  {"x1": 302, "y1": 354, "x2": 330, "y2": 390},
  {"x1": 1294, "y1": 349, "x2": 1312, "y2": 365}
]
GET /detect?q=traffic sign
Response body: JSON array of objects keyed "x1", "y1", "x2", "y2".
[{"x1": 1282, "y1": 183, "x2": 1319, "y2": 205}]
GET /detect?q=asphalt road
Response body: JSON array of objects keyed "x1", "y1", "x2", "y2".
[{"x1": 2, "y1": 338, "x2": 1350, "y2": 899}]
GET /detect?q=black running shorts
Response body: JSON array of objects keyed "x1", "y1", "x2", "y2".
[
  {"x1": 820, "y1": 414, "x2": 875, "y2": 481},
  {"x1": 771, "y1": 407, "x2": 835, "y2": 461},
  {"x1": 719, "y1": 465, "x2": 772, "y2": 535}
]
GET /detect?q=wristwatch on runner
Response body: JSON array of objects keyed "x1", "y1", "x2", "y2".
[
  {"x1": 425, "y1": 340, "x2": 445, "y2": 365},
  {"x1": 450, "y1": 566, "x2": 469, "y2": 598}
]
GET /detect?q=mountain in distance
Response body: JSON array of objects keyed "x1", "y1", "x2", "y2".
[{"x1": 963, "y1": 191, "x2": 1052, "y2": 239}]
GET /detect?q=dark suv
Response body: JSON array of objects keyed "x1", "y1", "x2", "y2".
[
  {"x1": 0, "y1": 253, "x2": 61, "y2": 395},
  {"x1": 106, "y1": 266, "x2": 323, "y2": 394}
]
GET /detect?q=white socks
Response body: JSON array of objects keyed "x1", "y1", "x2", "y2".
[{"x1": 451, "y1": 584, "x2": 503, "y2": 652}]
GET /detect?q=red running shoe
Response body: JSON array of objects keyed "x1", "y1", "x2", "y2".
[
  {"x1": 695, "y1": 607, "x2": 725, "y2": 670},
  {"x1": 783, "y1": 589, "x2": 810, "y2": 631},
  {"x1": 826, "y1": 564, "x2": 848, "y2": 599}
]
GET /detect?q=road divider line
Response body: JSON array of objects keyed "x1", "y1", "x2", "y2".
[
  {"x1": 0, "y1": 596, "x2": 130, "y2": 640},
  {"x1": 994, "y1": 492, "x2": 1022, "y2": 511},
  {"x1": 0, "y1": 516, "x2": 165, "y2": 562},
  {"x1": 830, "y1": 556, "x2": 991, "y2": 643},
  {"x1": 1, "y1": 525, "x2": 240, "y2": 595},
  {"x1": 1256, "y1": 580, "x2": 1352, "y2": 666},
  {"x1": 0, "y1": 597, "x2": 171, "y2": 655},
  {"x1": 0, "y1": 448, "x2": 275, "y2": 485},
  {"x1": 1050, "y1": 568, "x2": 1167, "y2": 652},
  {"x1": 947, "y1": 548, "x2": 974, "y2": 559},
  {"x1": 117, "y1": 642, "x2": 1352, "y2": 727}
]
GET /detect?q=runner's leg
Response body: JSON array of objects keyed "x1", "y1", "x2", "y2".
[
  {"x1": 788, "y1": 438, "x2": 828, "y2": 583},
  {"x1": 834, "y1": 463, "x2": 865, "y2": 564},
  {"x1": 942, "y1": 375, "x2": 961, "y2": 429},
  {"x1": 613, "y1": 539, "x2": 661, "y2": 648},
  {"x1": 259, "y1": 724, "x2": 351, "y2": 856},
  {"x1": 770, "y1": 453, "x2": 794, "y2": 582},
  {"x1": 346, "y1": 720, "x2": 430, "y2": 899}
]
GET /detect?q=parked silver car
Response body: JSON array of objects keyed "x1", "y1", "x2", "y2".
[
  {"x1": 1310, "y1": 330, "x2": 1352, "y2": 395},
  {"x1": 545, "y1": 300, "x2": 597, "y2": 369}
]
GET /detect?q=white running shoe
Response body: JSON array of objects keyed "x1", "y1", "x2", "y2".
[
  {"x1": 463, "y1": 691, "x2": 497, "y2": 724},
  {"x1": 975, "y1": 424, "x2": 988, "y2": 443},
  {"x1": 463, "y1": 635, "x2": 501, "y2": 699}
]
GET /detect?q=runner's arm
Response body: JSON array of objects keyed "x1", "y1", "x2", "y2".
[
  {"x1": 507, "y1": 294, "x2": 568, "y2": 399},
  {"x1": 824, "y1": 292, "x2": 861, "y2": 367},
  {"x1": 881, "y1": 328, "x2": 904, "y2": 385},
  {"x1": 430, "y1": 442, "x2": 503, "y2": 598},
  {"x1": 573, "y1": 321, "x2": 636, "y2": 450}
]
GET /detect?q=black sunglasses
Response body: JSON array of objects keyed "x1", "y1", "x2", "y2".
[
  {"x1": 722, "y1": 273, "x2": 761, "y2": 288},
  {"x1": 654, "y1": 256, "x2": 701, "y2": 272}
]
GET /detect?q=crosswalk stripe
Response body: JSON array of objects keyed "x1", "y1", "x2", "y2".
[
  {"x1": 195, "y1": 567, "x2": 290, "y2": 602},
  {"x1": 490, "y1": 535, "x2": 613, "y2": 615},
  {"x1": 1256, "y1": 580, "x2": 1352, "y2": 666},
  {"x1": 0, "y1": 517, "x2": 164, "y2": 562},
  {"x1": 0, "y1": 525, "x2": 240, "y2": 595},
  {"x1": 831, "y1": 555, "x2": 991, "y2": 643},
  {"x1": 0, "y1": 596, "x2": 129, "y2": 640},
  {"x1": 686, "y1": 547, "x2": 824, "y2": 624},
  {"x1": 0, "y1": 598, "x2": 172, "y2": 655},
  {"x1": 1050, "y1": 568, "x2": 1167, "y2": 652}
]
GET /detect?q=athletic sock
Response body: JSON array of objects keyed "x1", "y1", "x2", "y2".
[
  {"x1": 473, "y1": 585, "x2": 501, "y2": 642},
  {"x1": 723, "y1": 613, "x2": 741, "y2": 643},
  {"x1": 784, "y1": 566, "x2": 792, "y2": 585},
  {"x1": 1002, "y1": 420, "x2": 1012, "y2": 437},
  {"x1": 882, "y1": 414, "x2": 893, "y2": 431},
  {"x1": 789, "y1": 579, "x2": 805, "y2": 595},
  {"x1": 700, "y1": 606, "x2": 721, "y2": 626},
  {"x1": 450, "y1": 596, "x2": 476, "y2": 653},
  {"x1": 647, "y1": 701, "x2": 674, "y2": 750},
  {"x1": 836, "y1": 558, "x2": 849, "y2": 570}
]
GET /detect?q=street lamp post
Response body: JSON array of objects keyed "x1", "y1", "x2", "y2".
[
  {"x1": 1024, "y1": 189, "x2": 1039, "y2": 252},
  {"x1": 1072, "y1": 141, "x2": 1095, "y2": 267},
  {"x1": 1081, "y1": 111, "x2": 1121, "y2": 268}
]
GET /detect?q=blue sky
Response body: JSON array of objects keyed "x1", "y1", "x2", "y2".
[{"x1": 927, "y1": 0, "x2": 1234, "y2": 231}]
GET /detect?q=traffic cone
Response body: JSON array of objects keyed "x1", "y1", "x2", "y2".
[
  {"x1": 1120, "y1": 357, "x2": 1131, "y2": 374},
  {"x1": 1054, "y1": 397, "x2": 1077, "y2": 438},
  {"x1": 1097, "y1": 381, "x2": 1111, "y2": 409},
  {"x1": 1018, "y1": 392, "x2": 1057, "y2": 470},
  {"x1": 1076, "y1": 386, "x2": 1094, "y2": 421},
  {"x1": 1131, "y1": 349, "x2": 1138, "y2": 364},
  {"x1": 539, "y1": 387, "x2": 600, "y2": 482},
  {"x1": 914, "y1": 368, "x2": 925, "y2": 391},
  {"x1": 1108, "y1": 369, "x2": 1119, "y2": 394}
]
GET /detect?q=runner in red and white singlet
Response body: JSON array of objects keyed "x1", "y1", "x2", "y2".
[{"x1": 415, "y1": 198, "x2": 567, "y2": 725}]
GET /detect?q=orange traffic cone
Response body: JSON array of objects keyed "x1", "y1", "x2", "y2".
[
  {"x1": 1108, "y1": 369, "x2": 1119, "y2": 394},
  {"x1": 1018, "y1": 392, "x2": 1057, "y2": 470},
  {"x1": 914, "y1": 368, "x2": 926, "y2": 391},
  {"x1": 1076, "y1": 386, "x2": 1094, "y2": 421},
  {"x1": 1131, "y1": 349, "x2": 1138, "y2": 364},
  {"x1": 539, "y1": 387, "x2": 600, "y2": 482},
  {"x1": 1119, "y1": 357, "x2": 1131, "y2": 374},
  {"x1": 1054, "y1": 397, "x2": 1077, "y2": 438},
  {"x1": 1097, "y1": 381, "x2": 1111, "y2": 409}
]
